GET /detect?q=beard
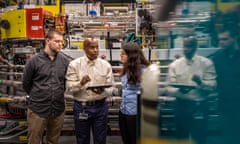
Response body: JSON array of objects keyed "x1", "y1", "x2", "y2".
[{"x1": 49, "y1": 45, "x2": 61, "y2": 54}]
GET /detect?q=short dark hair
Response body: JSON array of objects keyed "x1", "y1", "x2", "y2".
[
  {"x1": 45, "y1": 29, "x2": 63, "y2": 39},
  {"x1": 183, "y1": 36, "x2": 197, "y2": 48},
  {"x1": 83, "y1": 37, "x2": 98, "y2": 48}
]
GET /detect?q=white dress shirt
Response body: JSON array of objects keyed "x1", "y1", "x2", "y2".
[
  {"x1": 65, "y1": 55, "x2": 115, "y2": 102},
  {"x1": 167, "y1": 55, "x2": 217, "y2": 101}
]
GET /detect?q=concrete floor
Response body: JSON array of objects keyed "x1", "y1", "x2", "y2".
[
  {"x1": 57, "y1": 135, "x2": 224, "y2": 144},
  {"x1": 58, "y1": 136, "x2": 123, "y2": 144}
]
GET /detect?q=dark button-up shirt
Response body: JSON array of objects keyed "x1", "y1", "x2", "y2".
[
  {"x1": 23, "y1": 50, "x2": 69, "y2": 118},
  {"x1": 211, "y1": 49, "x2": 240, "y2": 114}
]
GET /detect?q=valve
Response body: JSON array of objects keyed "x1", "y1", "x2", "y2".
[{"x1": 0, "y1": 20, "x2": 10, "y2": 29}]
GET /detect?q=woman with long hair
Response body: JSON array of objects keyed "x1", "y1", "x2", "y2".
[{"x1": 119, "y1": 42, "x2": 150, "y2": 144}]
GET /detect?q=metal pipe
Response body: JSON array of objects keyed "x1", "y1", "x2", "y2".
[
  {"x1": 107, "y1": 31, "x2": 113, "y2": 63},
  {"x1": 0, "y1": 65, "x2": 25, "y2": 69},
  {"x1": 0, "y1": 55, "x2": 14, "y2": 67},
  {"x1": 0, "y1": 80, "x2": 22, "y2": 87},
  {"x1": 0, "y1": 94, "x2": 27, "y2": 103},
  {"x1": 0, "y1": 72, "x2": 23, "y2": 76}
]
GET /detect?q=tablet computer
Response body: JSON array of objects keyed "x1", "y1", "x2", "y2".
[
  {"x1": 86, "y1": 84, "x2": 112, "y2": 90},
  {"x1": 169, "y1": 83, "x2": 196, "y2": 89}
]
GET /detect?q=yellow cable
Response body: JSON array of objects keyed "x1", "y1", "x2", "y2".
[{"x1": 0, "y1": 97, "x2": 9, "y2": 103}]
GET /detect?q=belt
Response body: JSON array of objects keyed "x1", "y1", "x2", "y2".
[{"x1": 76, "y1": 98, "x2": 106, "y2": 106}]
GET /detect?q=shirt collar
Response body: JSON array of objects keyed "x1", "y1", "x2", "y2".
[
  {"x1": 184, "y1": 55, "x2": 197, "y2": 65},
  {"x1": 40, "y1": 49, "x2": 58, "y2": 60},
  {"x1": 84, "y1": 55, "x2": 96, "y2": 66},
  {"x1": 224, "y1": 48, "x2": 240, "y2": 59}
]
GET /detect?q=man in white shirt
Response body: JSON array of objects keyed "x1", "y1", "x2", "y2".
[
  {"x1": 65, "y1": 38, "x2": 115, "y2": 144},
  {"x1": 167, "y1": 37, "x2": 217, "y2": 144}
]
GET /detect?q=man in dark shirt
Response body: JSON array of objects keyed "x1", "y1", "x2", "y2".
[
  {"x1": 211, "y1": 28, "x2": 240, "y2": 144},
  {"x1": 23, "y1": 29, "x2": 69, "y2": 144}
]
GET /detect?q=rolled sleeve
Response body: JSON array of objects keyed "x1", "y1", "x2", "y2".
[
  {"x1": 199, "y1": 61, "x2": 217, "y2": 91},
  {"x1": 102, "y1": 63, "x2": 116, "y2": 96},
  {"x1": 65, "y1": 63, "x2": 84, "y2": 93}
]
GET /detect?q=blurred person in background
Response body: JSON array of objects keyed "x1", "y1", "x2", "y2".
[
  {"x1": 119, "y1": 42, "x2": 150, "y2": 144},
  {"x1": 211, "y1": 27, "x2": 240, "y2": 144},
  {"x1": 167, "y1": 37, "x2": 217, "y2": 144},
  {"x1": 23, "y1": 29, "x2": 69, "y2": 144}
]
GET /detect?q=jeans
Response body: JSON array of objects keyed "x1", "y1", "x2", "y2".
[
  {"x1": 175, "y1": 99, "x2": 208, "y2": 144},
  {"x1": 73, "y1": 100, "x2": 108, "y2": 144}
]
